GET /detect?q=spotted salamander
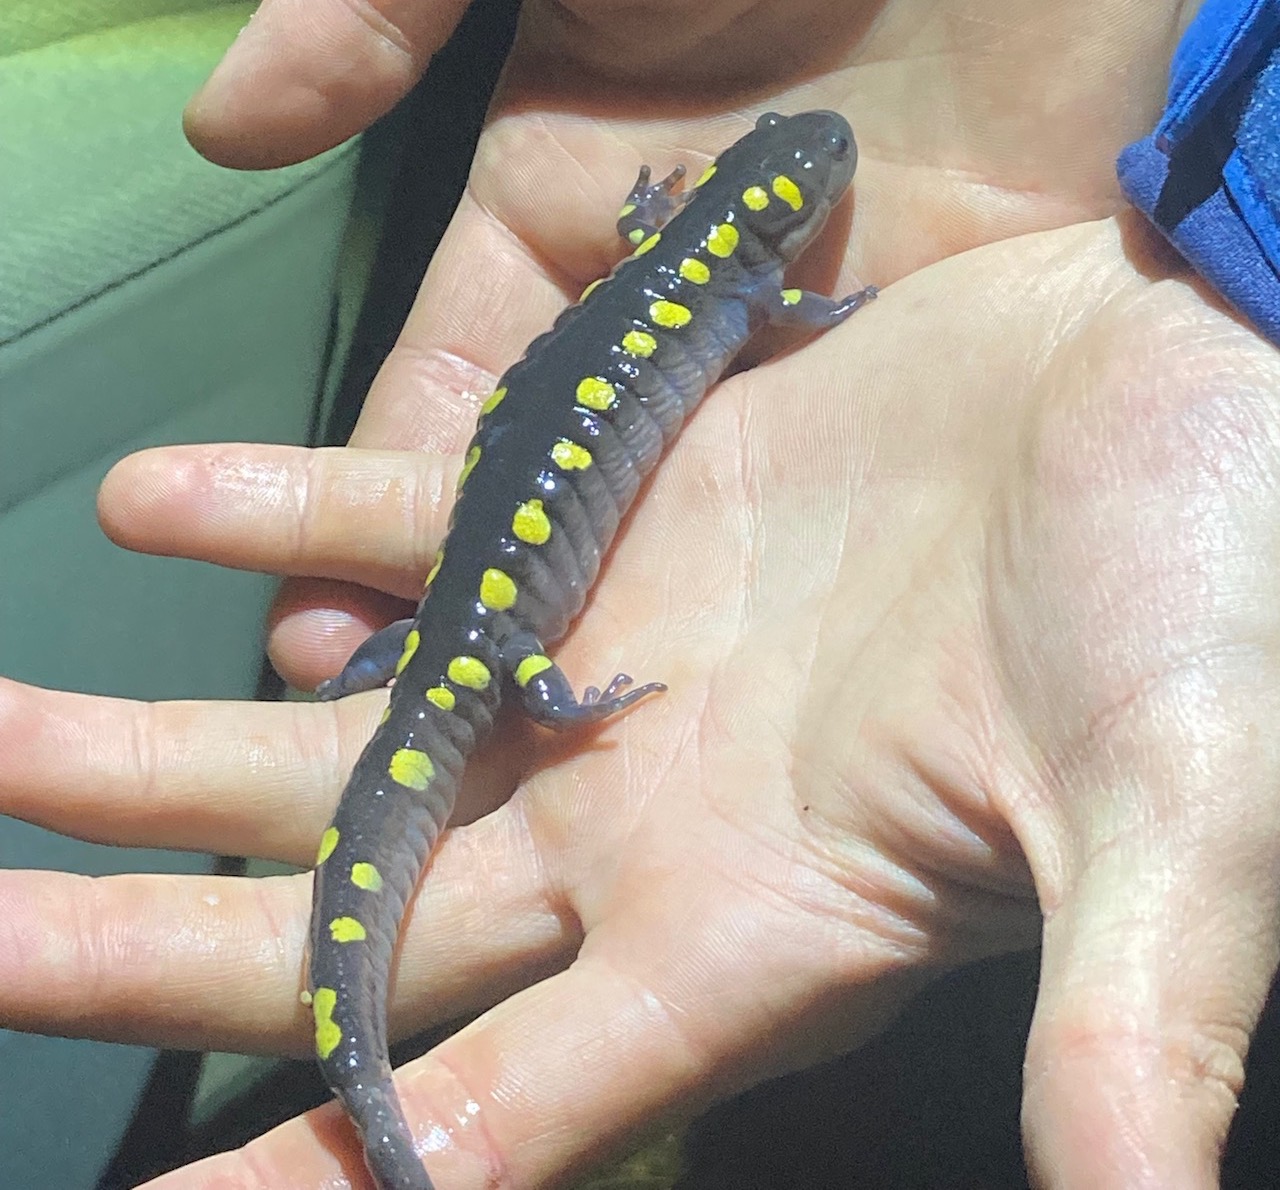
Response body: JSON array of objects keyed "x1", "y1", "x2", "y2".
[{"x1": 306, "y1": 109, "x2": 876, "y2": 1190}]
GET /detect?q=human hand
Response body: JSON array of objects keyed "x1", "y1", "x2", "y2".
[
  {"x1": 10, "y1": 1, "x2": 1272, "y2": 1187},
  {"x1": 184, "y1": 0, "x2": 1186, "y2": 689},
  {"x1": 6, "y1": 209, "x2": 1279, "y2": 1187}
]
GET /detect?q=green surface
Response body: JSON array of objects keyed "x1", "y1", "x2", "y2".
[
  {"x1": 0, "y1": 0, "x2": 235, "y2": 57},
  {"x1": 0, "y1": 4, "x2": 365, "y2": 1186},
  {"x1": 0, "y1": 164, "x2": 360, "y2": 697},
  {"x1": 0, "y1": 3, "x2": 347, "y2": 348}
]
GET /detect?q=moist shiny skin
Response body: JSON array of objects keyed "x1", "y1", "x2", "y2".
[{"x1": 307, "y1": 110, "x2": 875, "y2": 1190}]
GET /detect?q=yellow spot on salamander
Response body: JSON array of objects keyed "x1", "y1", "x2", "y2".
[
  {"x1": 772, "y1": 174, "x2": 804, "y2": 210},
  {"x1": 515, "y1": 654, "x2": 554, "y2": 688},
  {"x1": 580, "y1": 278, "x2": 604, "y2": 302},
  {"x1": 480, "y1": 386, "x2": 507, "y2": 416},
  {"x1": 576, "y1": 376, "x2": 617, "y2": 411},
  {"x1": 379, "y1": 705, "x2": 392, "y2": 725},
  {"x1": 695, "y1": 164, "x2": 717, "y2": 187},
  {"x1": 742, "y1": 185, "x2": 769, "y2": 211},
  {"x1": 389, "y1": 747, "x2": 435, "y2": 790},
  {"x1": 622, "y1": 330, "x2": 657, "y2": 358},
  {"x1": 316, "y1": 827, "x2": 339, "y2": 866},
  {"x1": 394, "y1": 628, "x2": 420, "y2": 677},
  {"x1": 679, "y1": 258, "x2": 710, "y2": 285},
  {"x1": 448, "y1": 655, "x2": 491, "y2": 690},
  {"x1": 628, "y1": 227, "x2": 646, "y2": 245},
  {"x1": 632, "y1": 232, "x2": 661, "y2": 256},
  {"x1": 707, "y1": 222, "x2": 739, "y2": 258},
  {"x1": 312, "y1": 987, "x2": 341, "y2": 1060},
  {"x1": 781, "y1": 288, "x2": 802, "y2": 306},
  {"x1": 329, "y1": 916, "x2": 367, "y2": 943},
  {"x1": 426, "y1": 685, "x2": 456, "y2": 711},
  {"x1": 512, "y1": 499, "x2": 551, "y2": 545},
  {"x1": 551, "y1": 439, "x2": 592, "y2": 471},
  {"x1": 457, "y1": 445, "x2": 481, "y2": 492},
  {"x1": 618, "y1": 202, "x2": 637, "y2": 220},
  {"x1": 650, "y1": 299, "x2": 692, "y2": 329},
  {"x1": 480, "y1": 567, "x2": 518, "y2": 611},
  {"x1": 351, "y1": 862, "x2": 384, "y2": 892},
  {"x1": 425, "y1": 548, "x2": 444, "y2": 588}
]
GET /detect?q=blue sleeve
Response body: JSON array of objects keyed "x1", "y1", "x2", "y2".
[{"x1": 1117, "y1": 0, "x2": 1280, "y2": 345}]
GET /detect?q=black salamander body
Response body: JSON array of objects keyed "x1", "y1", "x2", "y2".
[{"x1": 307, "y1": 110, "x2": 875, "y2": 1190}]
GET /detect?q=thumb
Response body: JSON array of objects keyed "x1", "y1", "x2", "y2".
[
  {"x1": 184, "y1": 0, "x2": 479, "y2": 169},
  {"x1": 1022, "y1": 814, "x2": 1280, "y2": 1189}
]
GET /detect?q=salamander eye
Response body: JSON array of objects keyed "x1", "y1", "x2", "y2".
[
  {"x1": 756, "y1": 111, "x2": 783, "y2": 129},
  {"x1": 827, "y1": 131, "x2": 851, "y2": 160}
]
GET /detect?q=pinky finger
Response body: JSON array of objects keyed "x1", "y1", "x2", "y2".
[
  {"x1": 141, "y1": 901, "x2": 920, "y2": 1189},
  {"x1": 140, "y1": 954, "x2": 701, "y2": 1190}
]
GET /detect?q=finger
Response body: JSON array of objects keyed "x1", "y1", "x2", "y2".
[
  {"x1": 352, "y1": 185, "x2": 578, "y2": 453},
  {"x1": 1022, "y1": 812, "x2": 1280, "y2": 1188},
  {"x1": 357, "y1": 116, "x2": 743, "y2": 451},
  {"x1": 0, "y1": 811, "x2": 575, "y2": 1054},
  {"x1": 99, "y1": 442, "x2": 454, "y2": 691},
  {"x1": 257, "y1": 118, "x2": 713, "y2": 671},
  {"x1": 137, "y1": 954, "x2": 718, "y2": 1188},
  {"x1": 99, "y1": 444, "x2": 457, "y2": 601},
  {"x1": 184, "y1": 0, "x2": 471, "y2": 169},
  {"x1": 0, "y1": 869, "x2": 308, "y2": 1050},
  {"x1": 138, "y1": 1099, "x2": 367, "y2": 1189},
  {"x1": 0, "y1": 673, "x2": 526, "y2": 860},
  {"x1": 265, "y1": 577, "x2": 415, "y2": 692},
  {"x1": 265, "y1": 179, "x2": 595, "y2": 679},
  {"x1": 203, "y1": 886, "x2": 922, "y2": 1188},
  {"x1": 0, "y1": 677, "x2": 350, "y2": 862}
]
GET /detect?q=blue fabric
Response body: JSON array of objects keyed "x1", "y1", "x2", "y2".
[{"x1": 1117, "y1": 0, "x2": 1280, "y2": 345}]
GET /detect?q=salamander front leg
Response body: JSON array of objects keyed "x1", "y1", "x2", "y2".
[
  {"x1": 616, "y1": 163, "x2": 691, "y2": 246},
  {"x1": 500, "y1": 632, "x2": 665, "y2": 731},
  {"x1": 760, "y1": 284, "x2": 878, "y2": 330},
  {"x1": 314, "y1": 617, "x2": 415, "y2": 701}
]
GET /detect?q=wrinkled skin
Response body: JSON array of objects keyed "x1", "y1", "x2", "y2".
[{"x1": 3, "y1": 1, "x2": 1280, "y2": 1187}]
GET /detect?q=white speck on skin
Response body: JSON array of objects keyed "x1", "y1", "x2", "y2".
[
  {"x1": 202, "y1": 894, "x2": 219, "y2": 907},
  {"x1": 419, "y1": 1123, "x2": 452, "y2": 1154},
  {"x1": 450, "y1": 1099, "x2": 482, "y2": 1131}
]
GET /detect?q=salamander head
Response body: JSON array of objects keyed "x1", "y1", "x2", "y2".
[{"x1": 731, "y1": 109, "x2": 859, "y2": 260}]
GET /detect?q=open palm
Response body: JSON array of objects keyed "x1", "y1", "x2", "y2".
[{"x1": 6, "y1": 1, "x2": 1277, "y2": 1187}]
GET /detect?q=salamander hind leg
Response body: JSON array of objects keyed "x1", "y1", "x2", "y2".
[
  {"x1": 616, "y1": 162, "x2": 691, "y2": 246},
  {"x1": 500, "y1": 631, "x2": 665, "y2": 731},
  {"x1": 314, "y1": 618, "x2": 416, "y2": 701}
]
